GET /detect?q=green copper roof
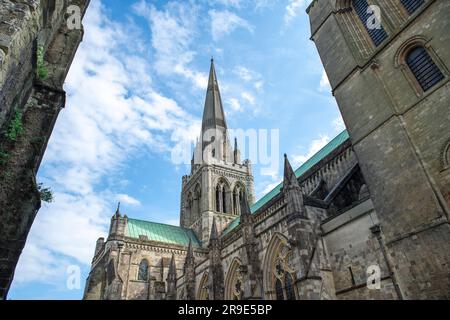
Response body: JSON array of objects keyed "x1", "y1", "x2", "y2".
[
  {"x1": 126, "y1": 218, "x2": 201, "y2": 247},
  {"x1": 223, "y1": 130, "x2": 350, "y2": 235}
]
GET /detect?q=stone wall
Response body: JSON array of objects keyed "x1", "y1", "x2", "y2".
[
  {"x1": 308, "y1": 0, "x2": 450, "y2": 299},
  {"x1": 0, "y1": 0, "x2": 90, "y2": 299},
  {"x1": 321, "y1": 200, "x2": 398, "y2": 299},
  {"x1": 84, "y1": 236, "x2": 208, "y2": 300}
]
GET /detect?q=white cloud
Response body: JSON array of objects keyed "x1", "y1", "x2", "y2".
[
  {"x1": 234, "y1": 66, "x2": 254, "y2": 81},
  {"x1": 319, "y1": 69, "x2": 331, "y2": 92},
  {"x1": 163, "y1": 218, "x2": 180, "y2": 226},
  {"x1": 227, "y1": 98, "x2": 242, "y2": 112},
  {"x1": 292, "y1": 134, "x2": 330, "y2": 166},
  {"x1": 209, "y1": 9, "x2": 254, "y2": 41},
  {"x1": 260, "y1": 180, "x2": 281, "y2": 198},
  {"x1": 254, "y1": 80, "x2": 264, "y2": 92},
  {"x1": 284, "y1": 0, "x2": 307, "y2": 25},
  {"x1": 332, "y1": 116, "x2": 346, "y2": 132},
  {"x1": 241, "y1": 91, "x2": 255, "y2": 105},
  {"x1": 210, "y1": 0, "x2": 277, "y2": 10},
  {"x1": 233, "y1": 66, "x2": 264, "y2": 92},
  {"x1": 213, "y1": 0, "x2": 243, "y2": 8},
  {"x1": 133, "y1": 0, "x2": 208, "y2": 91},
  {"x1": 116, "y1": 194, "x2": 141, "y2": 206}
]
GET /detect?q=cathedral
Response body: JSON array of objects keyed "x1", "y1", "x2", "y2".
[{"x1": 83, "y1": 0, "x2": 449, "y2": 300}]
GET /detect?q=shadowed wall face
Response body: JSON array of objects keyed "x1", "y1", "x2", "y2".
[
  {"x1": 0, "y1": 0, "x2": 91, "y2": 300},
  {"x1": 307, "y1": 0, "x2": 450, "y2": 299}
]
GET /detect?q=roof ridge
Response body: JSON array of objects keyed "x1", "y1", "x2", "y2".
[
  {"x1": 294, "y1": 129, "x2": 349, "y2": 176},
  {"x1": 126, "y1": 218, "x2": 201, "y2": 247},
  {"x1": 127, "y1": 217, "x2": 189, "y2": 230}
]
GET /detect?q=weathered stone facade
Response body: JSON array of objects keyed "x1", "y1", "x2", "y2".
[
  {"x1": 83, "y1": 0, "x2": 449, "y2": 300},
  {"x1": 307, "y1": 0, "x2": 449, "y2": 299},
  {"x1": 0, "y1": 0, "x2": 90, "y2": 299}
]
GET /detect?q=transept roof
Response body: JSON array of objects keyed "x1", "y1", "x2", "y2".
[{"x1": 126, "y1": 218, "x2": 201, "y2": 247}]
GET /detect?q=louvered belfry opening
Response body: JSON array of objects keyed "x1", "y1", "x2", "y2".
[
  {"x1": 406, "y1": 46, "x2": 445, "y2": 92},
  {"x1": 401, "y1": 0, "x2": 425, "y2": 15},
  {"x1": 352, "y1": 0, "x2": 388, "y2": 46}
]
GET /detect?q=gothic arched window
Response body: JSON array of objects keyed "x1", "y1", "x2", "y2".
[
  {"x1": 216, "y1": 185, "x2": 221, "y2": 212},
  {"x1": 198, "y1": 273, "x2": 210, "y2": 300},
  {"x1": 401, "y1": 0, "x2": 424, "y2": 15},
  {"x1": 285, "y1": 273, "x2": 295, "y2": 300},
  {"x1": 138, "y1": 259, "x2": 149, "y2": 281},
  {"x1": 352, "y1": 0, "x2": 388, "y2": 46},
  {"x1": 107, "y1": 260, "x2": 115, "y2": 285},
  {"x1": 225, "y1": 259, "x2": 243, "y2": 300},
  {"x1": 446, "y1": 144, "x2": 450, "y2": 167},
  {"x1": 275, "y1": 279, "x2": 284, "y2": 300},
  {"x1": 406, "y1": 46, "x2": 444, "y2": 92},
  {"x1": 263, "y1": 235, "x2": 298, "y2": 300},
  {"x1": 215, "y1": 180, "x2": 230, "y2": 214},
  {"x1": 232, "y1": 184, "x2": 246, "y2": 215},
  {"x1": 222, "y1": 186, "x2": 227, "y2": 213}
]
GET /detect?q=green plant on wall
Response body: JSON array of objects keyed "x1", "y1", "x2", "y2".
[
  {"x1": 37, "y1": 183, "x2": 53, "y2": 203},
  {"x1": 6, "y1": 109, "x2": 23, "y2": 141},
  {"x1": 37, "y1": 45, "x2": 48, "y2": 79},
  {"x1": 0, "y1": 149, "x2": 9, "y2": 165}
]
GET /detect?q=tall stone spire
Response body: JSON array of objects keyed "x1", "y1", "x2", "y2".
[
  {"x1": 168, "y1": 254, "x2": 177, "y2": 275},
  {"x1": 201, "y1": 59, "x2": 227, "y2": 134},
  {"x1": 166, "y1": 254, "x2": 177, "y2": 300},
  {"x1": 283, "y1": 154, "x2": 306, "y2": 218},
  {"x1": 283, "y1": 154, "x2": 299, "y2": 188},
  {"x1": 184, "y1": 239, "x2": 196, "y2": 300},
  {"x1": 208, "y1": 216, "x2": 224, "y2": 300},
  {"x1": 185, "y1": 239, "x2": 195, "y2": 265},
  {"x1": 240, "y1": 191, "x2": 252, "y2": 223},
  {"x1": 239, "y1": 193, "x2": 263, "y2": 300},
  {"x1": 210, "y1": 216, "x2": 219, "y2": 241}
]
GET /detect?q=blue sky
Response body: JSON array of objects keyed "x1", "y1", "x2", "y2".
[{"x1": 8, "y1": 0, "x2": 344, "y2": 300}]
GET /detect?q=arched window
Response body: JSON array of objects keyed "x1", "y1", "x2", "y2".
[
  {"x1": 352, "y1": 0, "x2": 388, "y2": 46},
  {"x1": 263, "y1": 235, "x2": 298, "y2": 300},
  {"x1": 216, "y1": 180, "x2": 230, "y2": 214},
  {"x1": 406, "y1": 46, "x2": 444, "y2": 92},
  {"x1": 225, "y1": 258, "x2": 243, "y2": 300},
  {"x1": 275, "y1": 279, "x2": 284, "y2": 300},
  {"x1": 107, "y1": 260, "x2": 115, "y2": 285},
  {"x1": 138, "y1": 259, "x2": 149, "y2": 281},
  {"x1": 198, "y1": 273, "x2": 210, "y2": 300},
  {"x1": 185, "y1": 192, "x2": 192, "y2": 217},
  {"x1": 222, "y1": 186, "x2": 227, "y2": 213},
  {"x1": 232, "y1": 184, "x2": 246, "y2": 215},
  {"x1": 216, "y1": 185, "x2": 221, "y2": 212},
  {"x1": 285, "y1": 273, "x2": 295, "y2": 300},
  {"x1": 401, "y1": 0, "x2": 424, "y2": 15},
  {"x1": 446, "y1": 144, "x2": 450, "y2": 167},
  {"x1": 192, "y1": 185, "x2": 201, "y2": 218}
]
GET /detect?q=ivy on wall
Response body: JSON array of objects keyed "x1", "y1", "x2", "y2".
[{"x1": 37, "y1": 45, "x2": 48, "y2": 79}]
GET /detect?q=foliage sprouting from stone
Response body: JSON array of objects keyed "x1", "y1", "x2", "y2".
[
  {"x1": 37, "y1": 183, "x2": 53, "y2": 203},
  {"x1": 37, "y1": 45, "x2": 48, "y2": 80},
  {"x1": 0, "y1": 149, "x2": 9, "y2": 165},
  {"x1": 6, "y1": 109, "x2": 23, "y2": 141}
]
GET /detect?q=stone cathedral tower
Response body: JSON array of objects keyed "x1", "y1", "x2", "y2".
[
  {"x1": 180, "y1": 59, "x2": 255, "y2": 246},
  {"x1": 307, "y1": 0, "x2": 450, "y2": 299}
]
